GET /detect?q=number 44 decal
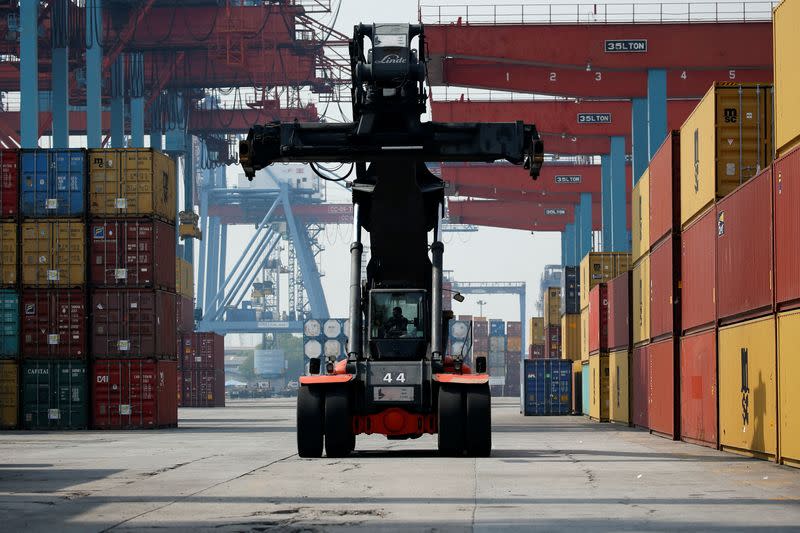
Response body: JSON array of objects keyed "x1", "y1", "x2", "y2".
[{"x1": 382, "y1": 372, "x2": 406, "y2": 383}]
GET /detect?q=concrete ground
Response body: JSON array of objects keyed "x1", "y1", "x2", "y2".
[{"x1": 1, "y1": 398, "x2": 799, "y2": 532}]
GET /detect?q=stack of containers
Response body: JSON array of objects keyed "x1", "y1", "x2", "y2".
[
  {"x1": 527, "y1": 317, "x2": 545, "y2": 358},
  {"x1": 587, "y1": 283, "x2": 609, "y2": 422},
  {"x1": 505, "y1": 321, "x2": 522, "y2": 396},
  {"x1": 19, "y1": 149, "x2": 89, "y2": 430},
  {"x1": 88, "y1": 148, "x2": 179, "y2": 427},
  {"x1": 176, "y1": 257, "x2": 195, "y2": 334},
  {"x1": 560, "y1": 266, "x2": 581, "y2": 361},
  {"x1": 488, "y1": 319, "x2": 508, "y2": 393},
  {"x1": 180, "y1": 332, "x2": 225, "y2": 407},
  {"x1": 630, "y1": 166, "x2": 652, "y2": 431},
  {"x1": 0, "y1": 149, "x2": 18, "y2": 429},
  {"x1": 606, "y1": 271, "x2": 631, "y2": 425},
  {"x1": 543, "y1": 287, "x2": 561, "y2": 358}
]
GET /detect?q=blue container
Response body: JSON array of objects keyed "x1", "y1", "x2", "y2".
[
  {"x1": 523, "y1": 359, "x2": 572, "y2": 416},
  {"x1": 581, "y1": 361, "x2": 590, "y2": 415},
  {"x1": 0, "y1": 289, "x2": 19, "y2": 357},
  {"x1": 20, "y1": 149, "x2": 86, "y2": 217},
  {"x1": 489, "y1": 319, "x2": 505, "y2": 337}
]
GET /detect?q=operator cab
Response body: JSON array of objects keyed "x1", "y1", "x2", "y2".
[{"x1": 368, "y1": 289, "x2": 428, "y2": 360}]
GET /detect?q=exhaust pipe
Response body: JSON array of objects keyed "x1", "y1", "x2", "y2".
[
  {"x1": 430, "y1": 203, "x2": 444, "y2": 362},
  {"x1": 347, "y1": 204, "x2": 363, "y2": 360}
]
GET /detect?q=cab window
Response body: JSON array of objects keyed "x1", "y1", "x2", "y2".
[{"x1": 371, "y1": 292, "x2": 424, "y2": 339}]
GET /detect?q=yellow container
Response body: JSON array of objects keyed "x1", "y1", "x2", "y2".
[
  {"x1": 176, "y1": 258, "x2": 194, "y2": 299},
  {"x1": 529, "y1": 317, "x2": 545, "y2": 345},
  {"x1": 543, "y1": 286, "x2": 561, "y2": 326},
  {"x1": 21, "y1": 220, "x2": 85, "y2": 287},
  {"x1": 778, "y1": 309, "x2": 800, "y2": 468},
  {"x1": 89, "y1": 148, "x2": 177, "y2": 222},
  {"x1": 632, "y1": 168, "x2": 651, "y2": 263},
  {"x1": 580, "y1": 307, "x2": 590, "y2": 362},
  {"x1": 0, "y1": 222, "x2": 17, "y2": 285},
  {"x1": 719, "y1": 315, "x2": 777, "y2": 460},
  {"x1": 680, "y1": 83, "x2": 774, "y2": 227},
  {"x1": 580, "y1": 252, "x2": 632, "y2": 310},
  {"x1": 608, "y1": 350, "x2": 630, "y2": 425},
  {"x1": 632, "y1": 255, "x2": 651, "y2": 346},
  {"x1": 774, "y1": 0, "x2": 800, "y2": 156},
  {"x1": 589, "y1": 352, "x2": 610, "y2": 421},
  {"x1": 561, "y1": 314, "x2": 581, "y2": 361},
  {"x1": 0, "y1": 360, "x2": 18, "y2": 428}
]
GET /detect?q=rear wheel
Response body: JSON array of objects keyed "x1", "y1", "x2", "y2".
[
  {"x1": 465, "y1": 385, "x2": 492, "y2": 457},
  {"x1": 438, "y1": 385, "x2": 465, "y2": 456},
  {"x1": 297, "y1": 386, "x2": 324, "y2": 458},
  {"x1": 324, "y1": 386, "x2": 352, "y2": 458}
]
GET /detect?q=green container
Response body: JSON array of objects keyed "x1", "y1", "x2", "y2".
[{"x1": 22, "y1": 360, "x2": 88, "y2": 429}]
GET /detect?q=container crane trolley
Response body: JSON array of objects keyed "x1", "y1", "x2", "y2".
[{"x1": 240, "y1": 23, "x2": 543, "y2": 457}]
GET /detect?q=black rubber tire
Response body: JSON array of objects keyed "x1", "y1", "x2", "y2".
[
  {"x1": 297, "y1": 386, "x2": 324, "y2": 458},
  {"x1": 324, "y1": 387, "x2": 352, "y2": 458},
  {"x1": 465, "y1": 385, "x2": 492, "y2": 457},
  {"x1": 437, "y1": 385, "x2": 465, "y2": 456}
]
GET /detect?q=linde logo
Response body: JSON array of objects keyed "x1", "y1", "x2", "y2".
[{"x1": 375, "y1": 54, "x2": 406, "y2": 64}]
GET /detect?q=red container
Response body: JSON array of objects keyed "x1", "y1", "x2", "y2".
[
  {"x1": 506, "y1": 321, "x2": 522, "y2": 337},
  {"x1": 473, "y1": 320, "x2": 488, "y2": 337},
  {"x1": 92, "y1": 359, "x2": 178, "y2": 429},
  {"x1": 774, "y1": 146, "x2": 800, "y2": 311},
  {"x1": 543, "y1": 325, "x2": 561, "y2": 358},
  {"x1": 181, "y1": 368, "x2": 225, "y2": 407},
  {"x1": 177, "y1": 296, "x2": 194, "y2": 333},
  {"x1": 607, "y1": 272, "x2": 631, "y2": 351},
  {"x1": 649, "y1": 234, "x2": 680, "y2": 341},
  {"x1": 716, "y1": 167, "x2": 773, "y2": 324},
  {"x1": 92, "y1": 289, "x2": 177, "y2": 358},
  {"x1": 473, "y1": 337, "x2": 489, "y2": 352},
  {"x1": 649, "y1": 131, "x2": 680, "y2": 248},
  {"x1": 181, "y1": 332, "x2": 224, "y2": 370},
  {"x1": 21, "y1": 289, "x2": 87, "y2": 358},
  {"x1": 680, "y1": 329, "x2": 718, "y2": 448},
  {"x1": 681, "y1": 206, "x2": 716, "y2": 334},
  {"x1": 632, "y1": 344, "x2": 649, "y2": 428},
  {"x1": 648, "y1": 337, "x2": 677, "y2": 439},
  {"x1": 529, "y1": 344, "x2": 545, "y2": 358},
  {"x1": 89, "y1": 219, "x2": 176, "y2": 290},
  {"x1": 588, "y1": 283, "x2": 608, "y2": 354},
  {"x1": 0, "y1": 150, "x2": 19, "y2": 217}
]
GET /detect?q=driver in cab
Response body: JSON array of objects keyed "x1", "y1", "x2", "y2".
[{"x1": 384, "y1": 306, "x2": 409, "y2": 337}]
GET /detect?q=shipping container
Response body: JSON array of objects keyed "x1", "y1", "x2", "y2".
[
  {"x1": 649, "y1": 234, "x2": 680, "y2": 340},
  {"x1": 681, "y1": 206, "x2": 717, "y2": 333},
  {"x1": 489, "y1": 336, "x2": 506, "y2": 353},
  {"x1": 716, "y1": 166, "x2": 773, "y2": 324},
  {"x1": 88, "y1": 149, "x2": 176, "y2": 221},
  {"x1": 0, "y1": 222, "x2": 17, "y2": 285},
  {"x1": 543, "y1": 287, "x2": 561, "y2": 326},
  {"x1": 20, "y1": 149, "x2": 86, "y2": 217},
  {"x1": 89, "y1": 219, "x2": 176, "y2": 290},
  {"x1": 529, "y1": 317, "x2": 545, "y2": 345},
  {"x1": 718, "y1": 315, "x2": 777, "y2": 460},
  {"x1": 177, "y1": 295, "x2": 194, "y2": 333},
  {"x1": 529, "y1": 344, "x2": 544, "y2": 358},
  {"x1": 589, "y1": 353, "x2": 609, "y2": 422},
  {"x1": 680, "y1": 83, "x2": 774, "y2": 227},
  {"x1": 22, "y1": 360, "x2": 87, "y2": 429},
  {"x1": 506, "y1": 336, "x2": 522, "y2": 354},
  {"x1": 473, "y1": 337, "x2": 490, "y2": 352},
  {"x1": 773, "y1": 146, "x2": 800, "y2": 311},
  {"x1": 181, "y1": 368, "x2": 225, "y2": 407},
  {"x1": 489, "y1": 319, "x2": 505, "y2": 337},
  {"x1": 632, "y1": 168, "x2": 650, "y2": 263},
  {"x1": 581, "y1": 361, "x2": 590, "y2": 415},
  {"x1": 580, "y1": 306, "x2": 589, "y2": 362},
  {"x1": 778, "y1": 309, "x2": 800, "y2": 468},
  {"x1": 542, "y1": 326, "x2": 559, "y2": 359},
  {"x1": 648, "y1": 337, "x2": 677, "y2": 439},
  {"x1": 92, "y1": 359, "x2": 178, "y2": 429},
  {"x1": 632, "y1": 345, "x2": 649, "y2": 428},
  {"x1": 561, "y1": 314, "x2": 580, "y2": 361},
  {"x1": 774, "y1": 0, "x2": 800, "y2": 156},
  {"x1": 560, "y1": 265, "x2": 580, "y2": 315},
  {"x1": 0, "y1": 150, "x2": 18, "y2": 217},
  {"x1": 0, "y1": 360, "x2": 17, "y2": 428},
  {"x1": 21, "y1": 220, "x2": 86, "y2": 287},
  {"x1": 21, "y1": 289, "x2": 86, "y2": 358},
  {"x1": 649, "y1": 131, "x2": 681, "y2": 247},
  {"x1": 580, "y1": 252, "x2": 631, "y2": 310},
  {"x1": 176, "y1": 258, "x2": 194, "y2": 299},
  {"x1": 181, "y1": 332, "x2": 224, "y2": 370},
  {"x1": 607, "y1": 272, "x2": 631, "y2": 351},
  {"x1": 0, "y1": 289, "x2": 18, "y2": 357},
  {"x1": 506, "y1": 321, "x2": 522, "y2": 337},
  {"x1": 608, "y1": 350, "x2": 630, "y2": 425},
  {"x1": 680, "y1": 329, "x2": 718, "y2": 448},
  {"x1": 522, "y1": 359, "x2": 572, "y2": 416},
  {"x1": 92, "y1": 289, "x2": 177, "y2": 359},
  {"x1": 632, "y1": 255, "x2": 650, "y2": 345},
  {"x1": 572, "y1": 360, "x2": 582, "y2": 415},
  {"x1": 473, "y1": 318, "x2": 489, "y2": 337},
  {"x1": 588, "y1": 284, "x2": 608, "y2": 354}
]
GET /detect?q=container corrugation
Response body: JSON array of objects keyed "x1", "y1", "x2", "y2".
[
  {"x1": 649, "y1": 131, "x2": 681, "y2": 247},
  {"x1": 572, "y1": 359, "x2": 582, "y2": 414},
  {"x1": 716, "y1": 166, "x2": 773, "y2": 324},
  {"x1": 0, "y1": 289, "x2": 19, "y2": 357},
  {"x1": 21, "y1": 289, "x2": 86, "y2": 359},
  {"x1": 560, "y1": 265, "x2": 580, "y2": 315},
  {"x1": 176, "y1": 258, "x2": 194, "y2": 299},
  {"x1": 632, "y1": 255, "x2": 650, "y2": 345},
  {"x1": 21, "y1": 359, "x2": 88, "y2": 429},
  {"x1": 632, "y1": 344, "x2": 649, "y2": 428},
  {"x1": 773, "y1": 145, "x2": 800, "y2": 311},
  {"x1": 561, "y1": 314, "x2": 580, "y2": 361},
  {"x1": 580, "y1": 306, "x2": 589, "y2": 362},
  {"x1": 522, "y1": 358, "x2": 572, "y2": 416},
  {"x1": 607, "y1": 272, "x2": 631, "y2": 351},
  {"x1": 506, "y1": 321, "x2": 522, "y2": 337},
  {"x1": 649, "y1": 234, "x2": 680, "y2": 340},
  {"x1": 778, "y1": 309, "x2": 800, "y2": 468},
  {"x1": 89, "y1": 219, "x2": 176, "y2": 290},
  {"x1": 718, "y1": 315, "x2": 777, "y2": 460},
  {"x1": 588, "y1": 284, "x2": 608, "y2": 354},
  {"x1": 608, "y1": 350, "x2": 630, "y2": 425},
  {"x1": 181, "y1": 332, "x2": 224, "y2": 370},
  {"x1": 21, "y1": 220, "x2": 86, "y2": 287},
  {"x1": 542, "y1": 327, "x2": 559, "y2": 359},
  {"x1": 543, "y1": 287, "x2": 561, "y2": 326},
  {"x1": 91, "y1": 289, "x2": 177, "y2": 359},
  {"x1": 680, "y1": 83, "x2": 774, "y2": 227},
  {"x1": 0, "y1": 222, "x2": 17, "y2": 285},
  {"x1": 581, "y1": 361, "x2": 590, "y2": 415},
  {"x1": 632, "y1": 168, "x2": 650, "y2": 263},
  {"x1": 681, "y1": 205, "x2": 717, "y2": 333},
  {"x1": 92, "y1": 359, "x2": 178, "y2": 429},
  {"x1": 0, "y1": 150, "x2": 18, "y2": 218},
  {"x1": 473, "y1": 319, "x2": 489, "y2": 337},
  {"x1": 0, "y1": 360, "x2": 17, "y2": 428},
  {"x1": 473, "y1": 337, "x2": 489, "y2": 352},
  {"x1": 580, "y1": 252, "x2": 631, "y2": 310},
  {"x1": 589, "y1": 352, "x2": 609, "y2": 421},
  {"x1": 181, "y1": 368, "x2": 225, "y2": 407},
  {"x1": 20, "y1": 149, "x2": 86, "y2": 217},
  {"x1": 177, "y1": 296, "x2": 194, "y2": 333},
  {"x1": 528, "y1": 317, "x2": 545, "y2": 345},
  {"x1": 88, "y1": 149, "x2": 176, "y2": 221},
  {"x1": 528, "y1": 344, "x2": 544, "y2": 358},
  {"x1": 680, "y1": 329, "x2": 718, "y2": 448},
  {"x1": 506, "y1": 336, "x2": 522, "y2": 354},
  {"x1": 489, "y1": 319, "x2": 505, "y2": 337},
  {"x1": 489, "y1": 336, "x2": 506, "y2": 353},
  {"x1": 774, "y1": 0, "x2": 800, "y2": 156},
  {"x1": 648, "y1": 336, "x2": 677, "y2": 439}
]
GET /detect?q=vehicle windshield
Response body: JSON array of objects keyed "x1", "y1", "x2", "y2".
[{"x1": 371, "y1": 292, "x2": 424, "y2": 339}]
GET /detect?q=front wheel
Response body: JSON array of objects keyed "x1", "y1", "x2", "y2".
[
  {"x1": 297, "y1": 386, "x2": 324, "y2": 458},
  {"x1": 465, "y1": 385, "x2": 491, "y2": 457},
  {"x1": 324, "y1": 386, "x2": 352, "y2": 458}
]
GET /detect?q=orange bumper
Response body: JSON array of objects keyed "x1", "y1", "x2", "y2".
[
  {"x1": 352, "y1": 408, "x2": 437, "y2": 436},
  {"x1": 299, "y1": 374, "x2": 354, "y2": 385},
  {"x1": 433, "y1": 373, "x2": 490, "y2": 385}
]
